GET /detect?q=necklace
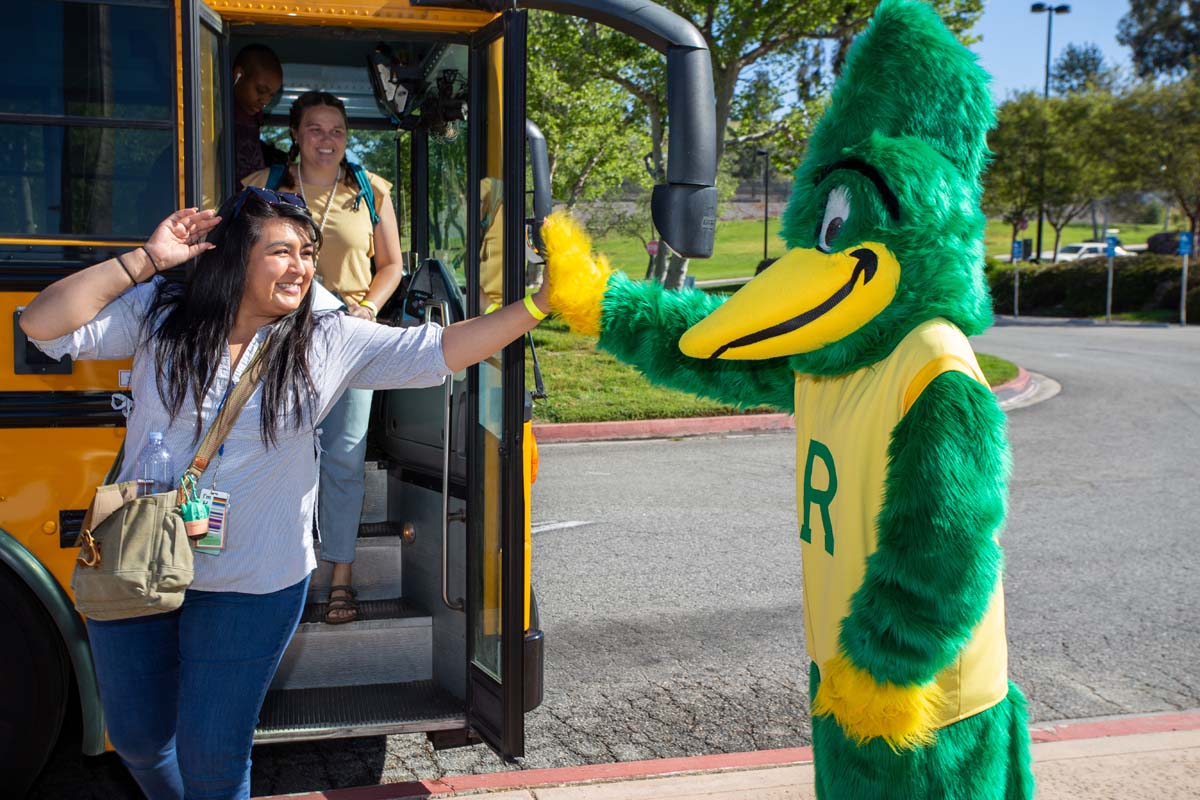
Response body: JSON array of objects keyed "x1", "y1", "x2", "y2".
[{"x1": 298, "y1": 164, "x2": 341, "y2": 235}]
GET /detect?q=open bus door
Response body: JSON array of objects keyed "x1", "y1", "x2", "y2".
[{"x1": 463, "y1": 8, "x2": 530, "y2": 758}]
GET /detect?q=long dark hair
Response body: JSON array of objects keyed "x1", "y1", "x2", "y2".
[
  {"x1": 278, "y1": 91, "x2": 358, "y2": 191},
  {"x1": 145, "y1": 194, "x2": 324, "y2": 446}
]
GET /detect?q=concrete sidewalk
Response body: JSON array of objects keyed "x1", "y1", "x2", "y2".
[
  {"x1": 257, "y1": 711, "x2": 1200, "y2": 799},
  {"x1": 458, "y1": 730, "x2": 1200, "y2": 799}
]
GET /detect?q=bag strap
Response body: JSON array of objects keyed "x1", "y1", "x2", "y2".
[
  {"x1": 265, "y1": 163, "x2": 287, "y2": 191},
  {"x1": 181, "y1": 337, "x2": 273, "y2": 487},
  {"x1": 349, "y1": 162, "x2": 379, "y2": 226}
]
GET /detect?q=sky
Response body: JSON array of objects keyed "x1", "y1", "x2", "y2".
[{"x1": 968, "y1": 1, "x2": 1134, "y2": 100}]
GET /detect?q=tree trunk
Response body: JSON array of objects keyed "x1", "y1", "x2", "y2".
[
  {"x1": 1090, "y1": 201, "x2": 1100, "y2": 240},
  {"x1": 663, "y1": 252, "x2": 689, "y2": 289},
  {"x1": 1052, "y1": 226, "x2": 1064, "y2": 262},
  {"x1": 711, "y1": 60, "x2": 741, "y2": 164},
  {"x1": 649, "y1": 248, "x2": 668, "y2": 282}
]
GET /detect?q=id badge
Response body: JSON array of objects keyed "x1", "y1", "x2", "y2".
[{"x1": 194, "y1": 489, "x2": 230, "y2": 554}]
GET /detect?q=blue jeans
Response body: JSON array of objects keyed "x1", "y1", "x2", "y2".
[
  {"x1": 88, "y1": 576, "x2": 310, "y2": 800},
  {"x1": 318, "y1": 387, "x2": 373, "y2": 563}
]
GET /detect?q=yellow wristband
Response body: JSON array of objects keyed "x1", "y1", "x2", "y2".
[
  {"x1": 523, "y1": 294, "x2": 548, "y2": 321},
  {"x1": 359, "y1": 299, "x2": 379, "y2": 317}
]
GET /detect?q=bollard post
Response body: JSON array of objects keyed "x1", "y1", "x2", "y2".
[
  {"x1": 1182, "y1": 252, "x2": 1190, "y2": 326},
  {"x1": 1180, "y1": 232, "x2": 1193, "y2": 326},
  {"x1": 1105, "y1": 228, "x2": 1117, "y2": 323}
]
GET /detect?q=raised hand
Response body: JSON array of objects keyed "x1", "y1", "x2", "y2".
[{"x1": 143, "y1": 208, "x2": 221, "y2": 271}]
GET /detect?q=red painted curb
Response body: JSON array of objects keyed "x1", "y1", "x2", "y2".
[
  {"x1": 533, "y1": 412, "x2": 794, "y2": 443},
  {"x1": 253, "y1": 711, "x2": 1200, "y2": 800},
  {"x1": 533, "y1": 369, "x2": 1031, "y2": 444},
  {"x1": 1029, "y1": 710, "x2": 1200, "y2": 743},
  {"x1": 991, "y1": 366, "x2": 1031, "y2": 398}
]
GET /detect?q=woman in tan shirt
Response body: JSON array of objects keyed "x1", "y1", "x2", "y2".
[{"x1": 243, "y1": 91, "x2": 404, "y2": 622}]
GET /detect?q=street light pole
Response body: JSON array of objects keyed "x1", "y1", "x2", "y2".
[
  {"x1": 757, "y1": 149, "x2": 769, "y2": 264},
  {"x1": 1030, "y1": 3, "x2": 1069, "y2": 263}
]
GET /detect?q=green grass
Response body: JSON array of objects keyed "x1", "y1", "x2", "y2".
[
  {"x1": 594, "y1": 219, "x2": 788, "y2": 283},
  {"x1": 528, "y1": 318, "x2": 1020, "y2": 423},
  {"x1": 589, "y1": 218, "x2": 1164, "y2": 284},
  {"x1": 976, "y1": 353, "x2": 1018, "y2": 386}
]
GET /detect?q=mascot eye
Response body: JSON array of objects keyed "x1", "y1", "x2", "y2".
[{"x1": 817, "y1": 186, "x2": 851, "y2": 253}]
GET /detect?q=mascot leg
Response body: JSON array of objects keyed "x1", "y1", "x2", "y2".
[{"x1": 810, "y1": 663, "x2": 1035, "y2": 799}]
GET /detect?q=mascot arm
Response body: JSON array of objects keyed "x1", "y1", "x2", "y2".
[
  {"x1": 542, "y1": 212, "x2": 795, "y2": 412},
  {"x1": 813, "y1": 370, "x2": 1008, "y2": 750}
]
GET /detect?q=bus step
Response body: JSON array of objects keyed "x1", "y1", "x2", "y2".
[
  {"x1": 255, "y1": 680, "x2": 464, "y2": 743},
  {"x1": 309, "y1": 537, "x2": 402, "y2": 601},
  {"x1": 298, "y1": 596, "x2": 422, "y2": 625},
  {"x1": 357, "y1": 521, "x2": 405, "y2": 538},
  {"x1": 271, "y1": 599, "x2": 431, "y2": 690}
]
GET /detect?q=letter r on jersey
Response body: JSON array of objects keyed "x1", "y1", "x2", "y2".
[{"x1": 800, "y1": 439, "x2": 837, "y2": 555}]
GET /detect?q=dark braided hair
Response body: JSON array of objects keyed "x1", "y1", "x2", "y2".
[
  {"x1": 279, "y1": 91, "x2": 358, "y2": 191},
  {"x1": 144, "y1": 194, "x2": 323, "y2": 446}
]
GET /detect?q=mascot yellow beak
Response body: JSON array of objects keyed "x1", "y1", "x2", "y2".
[{"x1": 678, "y1": 243, "x2": 900, "y2": 360}]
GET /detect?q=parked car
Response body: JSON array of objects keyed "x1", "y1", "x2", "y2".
[{"x1": 1054, "y1": 241, "x2": 1133, "y2": 261}]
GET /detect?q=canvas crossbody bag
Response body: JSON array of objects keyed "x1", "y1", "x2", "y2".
[{"x1": 71, "y1": 341, "x2": 271, "y2": 621}]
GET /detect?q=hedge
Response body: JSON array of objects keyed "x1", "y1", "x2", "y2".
[{"x1": 989, "y1": 254, "x2": 1200, "y2": 322}]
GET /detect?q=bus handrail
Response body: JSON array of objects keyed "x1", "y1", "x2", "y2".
[{"x1": 431, "y1": 300, "x2": 466, "y2": 612}]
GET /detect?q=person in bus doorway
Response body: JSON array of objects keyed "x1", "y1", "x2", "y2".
[
  {"x1": 232, "y1": 44, "x2": 287, "y2": 186},
  {"x1": 242, "y1": 90, "x2": 406, "y2": 624},
  {"x1": 19, "y1": 194, "x2": 553, "y2": 800}
]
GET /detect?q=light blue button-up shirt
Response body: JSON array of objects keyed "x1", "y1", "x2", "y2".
[{"x1": 33, "y1": 280, "x2": 451, "y2": 594}]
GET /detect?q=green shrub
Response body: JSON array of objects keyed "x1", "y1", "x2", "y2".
[{"x1": 989, "y1": 254, "x2": 1199, "y2": 321}]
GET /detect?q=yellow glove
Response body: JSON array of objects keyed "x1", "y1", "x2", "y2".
[
  {"x1": 812, "y1": 653, "x2": 944, "y2": 752},
  {"x1": 540, "y1": 211, "x2": 614, "y2": 337}
]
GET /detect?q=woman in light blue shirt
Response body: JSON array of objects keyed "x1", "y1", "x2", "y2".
[{"x1": 20, "y1": 191, "x2": 552, "y2": 800}]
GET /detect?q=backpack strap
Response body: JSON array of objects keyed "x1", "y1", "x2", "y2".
[
  {"x1": 348, "y1": 162, "x2": 379, "y2": 226},
  {"x1": 265, "y1": 163, "x2": 287, "y2": 191}
]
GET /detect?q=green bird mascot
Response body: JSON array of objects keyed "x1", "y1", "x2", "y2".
[{"x1": 539, "y1": 1, "x2": 1034, "y2": 797}]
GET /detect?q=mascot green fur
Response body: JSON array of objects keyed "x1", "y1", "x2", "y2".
[{"x1": 539, "y1": 1, "x2": 1035, "y2": 797}]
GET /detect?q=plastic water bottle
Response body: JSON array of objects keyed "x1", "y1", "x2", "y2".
[{"x1": 134, "y1": 432, "x2": 173, "y2": 497}]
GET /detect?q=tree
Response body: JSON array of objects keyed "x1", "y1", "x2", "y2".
[
  {"x1": 1041, "y1": 92, "x2": 1119, "y2": 260},
  {"x1": 1118, "y1": 80, "x2": 1200, "y2": 241},
  {"x1": 530, "y1": 0, "x2": 983, "y2": 287},
  {"x1": 1117, "y1": 0, "x2": 1200, "y2": 79},
  {"x1": 1051, "y1": 43, "x2": 1117, "y2": 95},
  {"x1": 983, "y1": 93, "x2": 1044, "y2": 250},
  {"x1": 528, "y1": 13, "x2": 651, "y2": 208}
]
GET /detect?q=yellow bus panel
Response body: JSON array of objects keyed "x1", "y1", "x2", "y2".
[
  {"x1": 205, "y1": 0, "x2": 497, "y2": 33},
  {"x1": 2, "y1": 294, "x2": 130, "y2": 393},
  {"x1": 0, "y1": 427, "x2": 125, "y2": 601}
]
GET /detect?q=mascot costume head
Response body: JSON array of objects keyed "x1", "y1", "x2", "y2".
[{"x1": 541, "y1": 1, "x2": 1035, "y2": 796}]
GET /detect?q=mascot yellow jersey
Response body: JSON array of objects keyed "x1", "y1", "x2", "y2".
[{"x1": 795, "y1": 318, "x2": 1008, "y2": 728}]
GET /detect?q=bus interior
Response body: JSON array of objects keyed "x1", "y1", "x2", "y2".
[{"x1": 216, "y1": 22, "x2": 532, "y2": 747}]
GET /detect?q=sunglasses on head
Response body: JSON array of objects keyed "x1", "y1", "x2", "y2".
[{"x1": 229, "y1": 186, "x2": 308, "y2": 219}]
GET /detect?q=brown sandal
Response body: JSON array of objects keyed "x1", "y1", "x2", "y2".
[{"x1": 323, "y1": 584, "x2": 359, "y2": 624}]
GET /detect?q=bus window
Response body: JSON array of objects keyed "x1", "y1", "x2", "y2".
[
  {"x1": 0, "y1": 0, "x2": 175, "y2": 238},
  {"x1": 429, "y1": 113, "x2": 468, "y2": 279},
  {"x1": 197, "y1": 21, "x2": 228, "y2": 211}
]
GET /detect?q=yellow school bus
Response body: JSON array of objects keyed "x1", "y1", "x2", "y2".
[{"x1": 0, "y1": 0, "x2": 716, "y2": 790}]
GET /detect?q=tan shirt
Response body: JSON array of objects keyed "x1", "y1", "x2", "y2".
[{"x1": 243, "y1": 166, "x2": 393, "y2": 306}]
